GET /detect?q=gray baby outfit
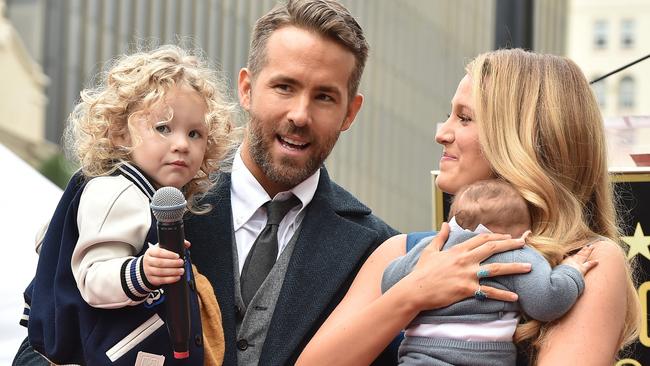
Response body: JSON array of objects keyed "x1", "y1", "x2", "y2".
[{"x1": 382, "y1": 230, "x2": 585, "y2": 366}]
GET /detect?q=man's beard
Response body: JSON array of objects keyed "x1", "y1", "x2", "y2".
[{"x1": 246, "y1": 112, "x2": 340, "y2": 188}]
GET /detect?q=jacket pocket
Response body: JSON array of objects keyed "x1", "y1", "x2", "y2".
[{"x1": 105, "y1": 314, "x2": 165, "y2": 362}]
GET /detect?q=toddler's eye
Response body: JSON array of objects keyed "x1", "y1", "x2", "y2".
[
  {"x1": 189, "y1": 130, "x2": 202, "y2": 139},
  {"x1": 154, "y1": 123, "x2": 171, "y2": 134}
]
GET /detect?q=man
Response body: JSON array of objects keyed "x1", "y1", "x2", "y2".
[{"x1": 185, "y1": 0, "x2": 398, "y2": 365}]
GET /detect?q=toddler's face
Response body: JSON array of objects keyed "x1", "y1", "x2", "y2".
[{"x1": 129, "y1": 85, "x2": 208, "y2": 189}]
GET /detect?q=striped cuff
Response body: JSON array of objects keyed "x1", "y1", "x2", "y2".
[
  {"x1": 20, "y1": 302, "x2": 30, "y2": 327},
  {"x1": 120, "y1": 257, "x2": 155, "y2": 301}
]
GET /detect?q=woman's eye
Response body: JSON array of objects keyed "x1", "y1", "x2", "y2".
[
  {"x1": 457, "y1": 114, "x2": 472, "y2": 123},
  {"x1": 154, "y1": 124, "x2": 171, "y2": 134}
]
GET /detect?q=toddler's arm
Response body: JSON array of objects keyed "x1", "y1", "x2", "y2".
[{"x1": 71, "y1": 177, "x2": 156, "y2": 308}]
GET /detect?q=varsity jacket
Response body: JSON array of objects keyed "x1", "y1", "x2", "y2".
[{"x1": 22, "y1": 163, "x2": 205, "y2": 365}]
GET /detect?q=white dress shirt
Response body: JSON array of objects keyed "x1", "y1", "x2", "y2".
[{"x1": 230, "y1": 147, "x2": 319, "y2": 275}]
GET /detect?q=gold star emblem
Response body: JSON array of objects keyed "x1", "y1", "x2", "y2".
[{"x1": 622, "y1": 223, "x2": 650, "y2": 260}]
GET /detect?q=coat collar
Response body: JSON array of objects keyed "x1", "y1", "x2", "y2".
[{"x1": 187, "y1": 167, "x2": 379, "y2": 365}]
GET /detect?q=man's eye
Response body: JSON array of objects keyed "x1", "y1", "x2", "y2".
[
  {"x1": 275, "y1": 84, "x2": 291, "y2": 93},
  {"x1": 316, "y1": 94, "x2": 335, "y2": 102}
]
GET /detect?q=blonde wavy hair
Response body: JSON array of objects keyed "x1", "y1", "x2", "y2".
[
  {"x1": 64, "y1": 44, "x2": 238, "y2": 213},
  {"x1": 466, "y1": 48, "x2": 640, "y2": 358}
]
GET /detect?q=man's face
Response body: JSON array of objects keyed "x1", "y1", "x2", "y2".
[{"x1": 238, "y1": 26, "x2": 363, "y2": 195}]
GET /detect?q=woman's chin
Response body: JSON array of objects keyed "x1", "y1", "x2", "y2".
[{"x1": 434, "y1": 176, "x2": 457, "y2": 195}]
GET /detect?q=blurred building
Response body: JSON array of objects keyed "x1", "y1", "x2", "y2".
[
  {"x1": 0, "y1": 0, "x2": 51, "y2": 166},
  {"x1": 567, "y1": 0, "x2": 650, "y2": 118},
  {"x1": 5, "y1": 0, "x2": 566, "y2": 232}
]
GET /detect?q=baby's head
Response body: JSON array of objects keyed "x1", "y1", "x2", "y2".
[
  {"x1": 66, "y1": 45, "x2": 237, "y2": 211},
  {"x1": 449, "y1": 179, "x2": 531, "y2": 238}
]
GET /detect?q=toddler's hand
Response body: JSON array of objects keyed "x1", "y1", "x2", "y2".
[
  {"x1": 561, "y1": 245, "x2": 598, "y2": 276},
  {"x1": 143, "y1": 245, "x2": 185, "y2": 287}
]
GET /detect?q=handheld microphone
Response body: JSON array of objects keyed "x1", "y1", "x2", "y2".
[{"x1": 150, "y1": 187, "x2": 191, "y2": 359}]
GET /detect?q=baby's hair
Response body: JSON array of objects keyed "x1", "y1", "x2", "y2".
[
  {"x1": 449, "y1": 179, "x2": 531, "y2": 237},
  {"x1": 64, "y1": 44, "x2": 238, "y2": 213}
]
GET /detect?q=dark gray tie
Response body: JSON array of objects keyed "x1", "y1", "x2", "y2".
[{"x1": 241, "y1": 195, "x2": 301, "y2": 306}]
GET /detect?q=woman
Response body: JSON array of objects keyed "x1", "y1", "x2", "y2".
[{"x1": 297, "y1": 49, "x2": 640, "y2": 365}]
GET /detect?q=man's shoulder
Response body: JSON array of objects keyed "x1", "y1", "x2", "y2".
[
  {"x1": 326, "y1": 179, "x2": 371, "y2": 215},
  {"x1": 323, "y1": 175, "x2": 397, "y2": 237}
]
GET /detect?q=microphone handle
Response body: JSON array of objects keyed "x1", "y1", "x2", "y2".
[{"x1": 157, "y1": 221, "x2": 191, "y2": 359}]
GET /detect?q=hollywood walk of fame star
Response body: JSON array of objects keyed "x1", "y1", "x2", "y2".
[{"x1": 622, "y1": 222, "x2": 650, "y2": 260}]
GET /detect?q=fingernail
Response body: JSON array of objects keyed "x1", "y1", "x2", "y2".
[{"x1": 524, "y1": 263, "x2": 532, "y2": 270}]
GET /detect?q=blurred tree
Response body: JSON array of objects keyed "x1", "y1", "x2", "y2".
[{"x1": 38, "y1": 152, "x2": 76, "y2": 189}]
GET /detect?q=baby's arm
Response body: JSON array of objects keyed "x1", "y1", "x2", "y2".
[
  {"x1": 560, "y1": 245, "x2": 598, "y2": 276},
  {"x1": 380, "y1": 235, "x2": 436, "y2": 293},
  {"x1": 514, "y1": 245, "x2": 597, "y2": 321},
  {"x1": 71, "y1": 177, "x2": 157, "y2": 309}
]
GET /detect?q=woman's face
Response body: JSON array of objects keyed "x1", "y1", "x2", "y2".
[{"x1": 435, "y1": 74, "x2": 495, "y2": 194}]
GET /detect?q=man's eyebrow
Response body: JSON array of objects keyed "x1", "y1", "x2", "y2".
[{"x1": 268, "y1": 75, "x2": 300, "y2": 85}]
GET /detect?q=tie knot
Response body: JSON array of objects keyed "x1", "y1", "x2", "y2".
[{"x1": 265, "y1": 195, "x2": 300, "y2": 226}]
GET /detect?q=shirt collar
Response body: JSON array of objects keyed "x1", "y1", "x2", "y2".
[
  {"x1": 448, "y1": 216, "x2": 492, "y2": 234},
  {"x1": 230, "y1": 146, "x2": 319, "y2": 230}
]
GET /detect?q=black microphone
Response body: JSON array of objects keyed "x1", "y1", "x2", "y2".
[{"x1": 150, "y1": 187, "x2": 190, "y2": 359}]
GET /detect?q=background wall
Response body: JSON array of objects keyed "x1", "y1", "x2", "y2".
[{"x1": 4, "y1": 0, "x2": 566, "y2": 232}]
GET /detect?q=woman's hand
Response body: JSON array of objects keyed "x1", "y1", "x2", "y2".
[
  {"x1": 298, "y1": 224, "x2": 533, "y2": 366},
  {"x1": 400, "y1": 222, "x2": 532, "y2": 311}
]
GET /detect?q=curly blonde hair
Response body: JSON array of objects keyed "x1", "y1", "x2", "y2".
[
  {"x1": 466, "y1": 48, "x2": 640, "y2": 359},
  {"x1": 64, "y1": 44, "x2": 238, "y2": 213}
]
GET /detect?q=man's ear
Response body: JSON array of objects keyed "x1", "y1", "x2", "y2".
[
  {"x1": 238, "y1": 68, "x2": 252, "y2": 111},
  {"x1": 341, "y1": 93, "x2": 364, "y2": 131}
]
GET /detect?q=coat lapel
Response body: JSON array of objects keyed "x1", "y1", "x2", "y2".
[
  {"x1": 185, "y1": 174, "x2": 238, "y2": 365},
  {"x1": 259, "y1": 170, "x2": 379, "y2": 365}
]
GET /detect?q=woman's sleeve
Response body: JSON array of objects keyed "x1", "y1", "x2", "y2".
[{"x1": 71, "y1": 176, "x2": 154, "y2": 309}]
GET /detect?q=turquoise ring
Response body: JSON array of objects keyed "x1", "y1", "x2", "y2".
[
  {"x1": 477, "y1": 268, "x2": 490, "y2": 279},
  {"x1": 474, "y1": 286, "x2": 488, "y2": 301}
]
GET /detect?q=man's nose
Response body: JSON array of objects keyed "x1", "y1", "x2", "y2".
[{"x1": 286, "y1": 94, "x2": 311, "y2": 127}]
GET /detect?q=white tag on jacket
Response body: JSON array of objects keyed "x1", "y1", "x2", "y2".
[{"x1": 135, "y1": 351, "x2": 165, "y2": 366}]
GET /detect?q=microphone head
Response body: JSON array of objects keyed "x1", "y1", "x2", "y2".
[{"x1": 150, "y1": 187, "x2": 187, "y2": 223}]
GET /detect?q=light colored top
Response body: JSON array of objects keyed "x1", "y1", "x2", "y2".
[
  {"x1": 72, "y1": 174, "x2": 154, "y2": 308},
  {"x1": 230, "y1": 147, "x2": 318, "y2": 274}
]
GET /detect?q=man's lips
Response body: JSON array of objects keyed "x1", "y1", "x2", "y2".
[{"x1": 277, "y1": 135, "x2": 309, "y2": 150}]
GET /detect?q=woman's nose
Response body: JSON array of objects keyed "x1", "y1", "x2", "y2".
[{"x1": 435, "y1": 118, "x2": 453, "y2": 145}]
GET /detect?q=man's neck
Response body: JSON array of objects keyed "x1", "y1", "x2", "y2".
[{"x1": 239, "y1": 142, "x2": 290, "y2": 198}]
